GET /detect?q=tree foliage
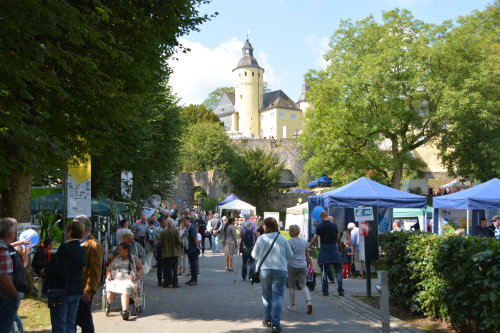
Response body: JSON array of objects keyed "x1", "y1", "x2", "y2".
[
  {"x1": 0, "y1": 0, "x2": 212, "y2": 215},
  {"x1": 202, "y1": 86, "x2": 234, "y2": 110},
  {"x1": 436, "y1": 3, "x2": 500, "y2": 181},
  {"x1": 301, "y1": 9, "x2": 453, "y2": 188},
  {"x1": 226, "y1": 147, "x2": 284, "y2": 207},
  {"x1": 180, "y1": 104, "x2": 222, "y2": 126},
  {"x1": 180, "y1": 122, "x2": 234, "y2": 172}
]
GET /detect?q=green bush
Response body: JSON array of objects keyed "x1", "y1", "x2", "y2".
[{"x1": 383, "y1": 232, "x2": 499, "y2": 332}]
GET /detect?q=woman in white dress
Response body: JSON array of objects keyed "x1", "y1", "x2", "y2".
[{"x1": 105, "y1": 243, "x2": 143, "y2": 320}]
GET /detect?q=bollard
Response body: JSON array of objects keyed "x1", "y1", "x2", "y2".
[{"x1": 376, "y1": 270, "x2": 390, "y2": 333}]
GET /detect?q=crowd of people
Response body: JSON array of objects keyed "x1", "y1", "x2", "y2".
[{"x1": 3, "y1": 207, "x2": 496, "y2": 333}]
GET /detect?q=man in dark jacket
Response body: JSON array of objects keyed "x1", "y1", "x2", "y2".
[
  {"x1": 477, "y1": 218, "x2": 494, "y2": 237},
  {"x1": 160, "y1": 219, "x2": 181, "y2": 288}
]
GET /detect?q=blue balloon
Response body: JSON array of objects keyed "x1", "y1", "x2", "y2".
[
  {"x1": 312, "y1": 206, "x2": 324, "y2": 222},
  {"x1": 178, "y1": 199, "x2": 182, "y2": 203},
  {"x1": 19, "y1": 229, "x2": 40, "y2": 249}
]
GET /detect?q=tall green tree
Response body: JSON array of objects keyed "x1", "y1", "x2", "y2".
[
  {"x1": 0, "y1": 0, "x2": 212, "y2": 219},
  {"x1": 180, "y1": 122, "x2": 234, "y2": 172},
  {"x1": 301, "y1": 9, "x2": 451, "y2": 188},
  {"x1": 226, "y1": 148, "x2": 284, "y2": 207},
  {"x1": 436, "y1": 3, "x2": 500, "y2": 181},
  {"x1": 180, "y1": 104, "x2": 222, "y2": 126}
]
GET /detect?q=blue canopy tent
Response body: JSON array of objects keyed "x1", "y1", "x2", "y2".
[
  {"x1": 432, "y1": 178, "x2": 500, "y2": 235},
  {"x1": 307, "y1": 175, "x2": 333, "y2": 188},
  {"x1": 294, "y1": 188, "x2": 314, "y2": 194},
  {"x1": 217, "y1": 193, "x2": 240, "y2": 206},
  {"x1": 308, "y1": 177, "x2": 427, "y2": 239}
]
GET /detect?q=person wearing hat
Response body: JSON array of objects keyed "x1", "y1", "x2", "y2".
[{"x1": 489, "y1": 215, "x2": 500, "y2": 239}]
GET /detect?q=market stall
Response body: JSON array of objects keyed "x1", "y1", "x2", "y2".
[
  {"x1": 433, "y1": 178, "x2": 500, "y2": 235},
  {"x1": 285, "y1": 202, "x2": 308, "y2": 239}
]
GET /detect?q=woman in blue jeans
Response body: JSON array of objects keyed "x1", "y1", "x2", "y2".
[
  {"x1": 252, "y1": 217, "x2": 293, "y2": 333},
  {"x1": 45, "y1": 220, "x2": 86, "y2": 333}
]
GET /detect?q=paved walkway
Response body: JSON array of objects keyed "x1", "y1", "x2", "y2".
[{"x1": 93, "y1": 252, "x2": 421, "y2": 333}]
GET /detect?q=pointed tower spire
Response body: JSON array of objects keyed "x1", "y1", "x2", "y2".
[{"x1": 242, "y1": 39, "x2": 254, "y2": 57}]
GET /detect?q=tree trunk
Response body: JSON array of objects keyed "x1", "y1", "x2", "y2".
[
  {"x1": 391, "y1": 167, "x2": 403, "y2": 189},
  {"x1": 390, "y1": 137, "x2": 403, "y2": 189},
  {"x1": 9, "y1": 171, "x2": 33, "y2": 222}
]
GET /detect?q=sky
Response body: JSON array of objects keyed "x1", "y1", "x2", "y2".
[{"x1": 167, "y1": 0, "x2": 493, "y2": 106}]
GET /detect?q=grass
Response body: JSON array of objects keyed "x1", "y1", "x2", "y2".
[
  {"x1": 355, "y1": 296, "x2": 456, "y2": 333},
  {"x1": 18, "y1": 296, "x2": 51, "y2": 331}
]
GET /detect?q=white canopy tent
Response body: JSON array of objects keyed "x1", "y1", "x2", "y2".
[
  {"x1": 218, "y1": 199, "x2": 256, "y2": 215},
  {"x1": 285, "y1": 202, "x2": 309, "y2": 240}
]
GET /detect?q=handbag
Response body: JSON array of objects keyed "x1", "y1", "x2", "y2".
[
  {"x1": 47, "y1": 245, "x2": 71, "y2": 308},
  {"x1": 251, "y1": 233, "x2": 280, "y2": 285}
]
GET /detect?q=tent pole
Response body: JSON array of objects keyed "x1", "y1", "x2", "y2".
[
  {"x1": 423, "y1": 208, "x2": 427, "y2": 233},
  {"x1": 466, "y1": 209, "x2": 470, "y2": 235}
]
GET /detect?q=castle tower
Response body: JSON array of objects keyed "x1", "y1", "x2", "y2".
[{"x1": 232, "y1": 39, "x2": 264, "y2": 138}]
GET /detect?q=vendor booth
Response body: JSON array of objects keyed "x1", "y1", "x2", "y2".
[
  {"x1": 307, "y1": 175, "x2": 333, "y2": 188},
  {"x1": 217, "y1": 193, "x2": 240, "y2": 206},
  {"x1": 433, "y1": 178, "x2": 500, "y2": 235},
  {"x1": 393, "y1": 206, "x2": 433, "y2": 231},
  {"x1": 308, "y1": 177, "x2": 427, "y2": 239},
  {"x1": 218, "y1": 199, "x2": 256, "y2": 216},
  {"x1": 285, "y1": 203, "x2": 309, "y2": 239}
]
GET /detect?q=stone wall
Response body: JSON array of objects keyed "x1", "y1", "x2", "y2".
[
  {"x1": 164, "y1": 169, "x2": 229, "y2": 208},
  {"x1": 165, "y1": 139, "x2": 307, "y2": 208},
  {"x1": 267, "y1": 192, "x2": 310, "y2": 212},
  {"x1": 233, "y1": 138, "x2": 305, "y2": 181}
]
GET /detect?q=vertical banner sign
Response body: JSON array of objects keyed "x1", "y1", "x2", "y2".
[{"x1": 66, "y1": 155, "x2": 91, "y2": 218}]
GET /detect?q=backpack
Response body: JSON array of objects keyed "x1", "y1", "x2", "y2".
[
  {"x1": 146, "y1": 226, "x2": 155, "y2": 243},
  {"x1": 0, "y1": 242, "x2": 31, "y2": 293},
  {"x1": 243, "y1": 225, "x2": 255, "y2": 248}
]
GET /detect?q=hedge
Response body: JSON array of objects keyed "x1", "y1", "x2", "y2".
[{"x1": 382, "y1": 232, "x2": 500, "y2": 332}]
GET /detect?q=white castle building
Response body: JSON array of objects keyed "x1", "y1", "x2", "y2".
[{"x1": 214, "y1": 39, "x2": 309, "y2": 139}]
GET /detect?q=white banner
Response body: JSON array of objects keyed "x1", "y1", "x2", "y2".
[{"x1": 66, "y1": 156, "x2": 91, "y2": 218}]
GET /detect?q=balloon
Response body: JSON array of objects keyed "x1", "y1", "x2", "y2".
[
  {"x1": 298, "y1": 198, "x2": 303, "y2": 204},
  {"x1": 19, "y1": 229, "x2": 39, "y2": 248},
  {"x1": 178, "y1": 199, "x2": 182, "y2": 203},
  {"x1": 239, "y1": 214, "x2": 244, "y2": 218},
  {"x1": 312, "y1": 206, "x2": 324, "y2": 222}
]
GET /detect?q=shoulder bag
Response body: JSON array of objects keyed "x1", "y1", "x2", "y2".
[{"x1": 251, "y1": 233, "x2": 280, "y2": 285}]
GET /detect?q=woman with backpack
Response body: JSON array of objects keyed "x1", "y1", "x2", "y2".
[
  {"x1": 220, "y1": 217, "x2": 237, "y2": 271},
  {"x1": 240, "y1": 217, "x2": 257, "y2": 281}
]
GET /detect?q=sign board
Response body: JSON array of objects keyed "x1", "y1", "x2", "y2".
[
  {"x1": 264, "y1": 212, "x2": 281, "y2": 227},
  {"x1": 354, "y1": 206, "x2": 374, "y2": 222},
  {"x1": 66, "y1": 155, "x2": 91, "y2": 218},
  {"x1": 360, "y1": 221, "x2": 369, "y2": 236}
]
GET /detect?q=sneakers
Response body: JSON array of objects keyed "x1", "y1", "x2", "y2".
[
  {"x1": 272, "y1": 325, "x2": 282, "y2": 332},
  {"x1": 338, "y1": 289, "x2": 344, "y2": 296},
  {"x1": 187, "y1": 281, "x2": 197, "y2": 286},
  {"x1": 286, "y1": 304, "x2": 296, "y2": 312},
  {"x1": 307, "y1": 302, "x2": 313, "y2": 314},
  {"x1": 262, "y1": 320, "x2": 271, "y2": 328},
  {"x1": 122, "y1": 310, "x2": 130, "y2": 321},
  {"x1": 322, "y1": 290, "x2": 329, "y2": 296}
]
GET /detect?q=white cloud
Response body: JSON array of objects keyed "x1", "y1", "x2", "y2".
[
  {"x1": 167, "y1": 38, "x2": 280, "y2": 105},
  {"x1": 305, "y1": 35, "x2": 330, "y2": 69}
]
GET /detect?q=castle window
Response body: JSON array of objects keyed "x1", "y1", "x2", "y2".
[
  {"x1": 240, "y1": 94, "x2": 243, "y2": 99},
  {"x1": 245, "y1": 72, "x2": 247, "y2": 76},
  {"x1": 239, "y1": 73, "x2": 241, "y2": 77},
  {"x1": 252, "y1": 72, "x2": 254, "y2": 76},
  {"x1": 258, "y1": 73, "x2": 260, "y2": 77},
  {"x1": 279, "y1": 112, "x2": 285, "y2": 119},
  {"x1": 270, "y1": 112, "x2": 275, "y2": 118},
  {"x1": 291, "y1": 114, "x2": 297, "y2": 120}
]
